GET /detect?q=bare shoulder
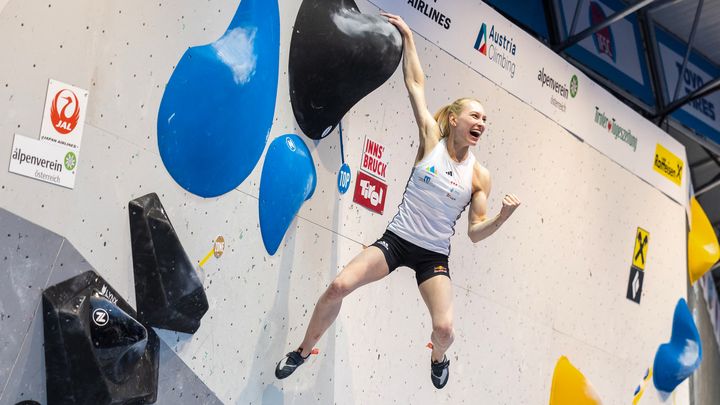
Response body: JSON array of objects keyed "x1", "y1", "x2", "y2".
[{"x1": 472, "y1": 161, "x2": 491, "y2": 195}]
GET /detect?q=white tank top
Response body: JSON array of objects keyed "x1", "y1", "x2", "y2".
[{"x1": 387, "y1": 138, "x2": 475, "y2": 255}]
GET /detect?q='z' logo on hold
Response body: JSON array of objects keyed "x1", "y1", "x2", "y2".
[{"x1": 92, "y1": 308, "x2": 109, "y2": 327}]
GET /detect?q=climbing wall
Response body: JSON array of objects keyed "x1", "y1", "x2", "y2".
[{"x1": 0, "y1": 0, "x2": 688, "y2": 404}]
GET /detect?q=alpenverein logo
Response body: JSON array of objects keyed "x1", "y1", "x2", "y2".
[
  {"x1": 64, "y1": 151, "x2": 77, "y2": 171},
  {"x1": 11, "y1": 147, "x2": 64, "y2": 172},
  {"x1": 570, "y1": 75, "x2": 579, "y2": 98},
  {"x1": 473, "y1": 22, "x2": 517, "y2": 78},
  {"x1": 653, "y1": 143, "x2": 683, "y2": 186},
  {"x1": 50, "y1": 89, "x2": 80, "y2": 135}
]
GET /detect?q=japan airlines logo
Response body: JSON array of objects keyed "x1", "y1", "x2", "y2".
[{"x1": 50, "y1": 89, "x2": 80, "y2": 135}]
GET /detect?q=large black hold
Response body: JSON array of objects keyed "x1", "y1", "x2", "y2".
[
  {"x1": 42, "y1": 271, "x2": 159, "y2": 405},
  {"x1": 289, "y1": 0, "x2": 402, "y2": 139},
  {"x1": 129, "y1": 192, "x2": 209, "y2": 334}
]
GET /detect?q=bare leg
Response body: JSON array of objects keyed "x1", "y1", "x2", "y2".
[
  {"x1": 296, "y1": 246, "x2": 389, "y2": 357},
  {"x1": 418, "y1": 276, "x2": 454, "y2": 362}
]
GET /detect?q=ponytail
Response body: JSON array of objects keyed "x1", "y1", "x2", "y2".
[
  {"x1": 433, "y1": 98, "x2": 482, "y2": 138},
  {"x1": 434, "y1": 105, "x2": 453, "y2": 138}
]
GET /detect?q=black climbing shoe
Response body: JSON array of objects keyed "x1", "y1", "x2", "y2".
[
  {"x1": 431, "y1": 355, "x2": 450, "y2": 389},
  {"x1": 275, "y1": 350, "x2": 308, "y2": 379}
]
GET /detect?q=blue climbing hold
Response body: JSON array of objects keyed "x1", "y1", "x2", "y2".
[
  {"x1": 259, "y1": 135, "x2": 316, "y2": 255},
  {"x1": 652, "y1": 298, "x2": 702, "y2": 393},
  {"x1": 157, "y1": 0, "x2": 279, "y2": 197}
]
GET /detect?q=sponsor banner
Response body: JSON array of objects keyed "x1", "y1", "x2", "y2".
[
  {"x1": 556, "y1": 0, "x2": 654, "y2": 106},
  {"x1": 369, "y1": 0, "x2": 687, "y2": 206},
  {"x1": 360, "y1": 137, "x2": 388, "y2": 181},
  {"x1": 353, "y1": 170, "x2": 387, "y2": 214},
  {"x1": 39, "y1": 79, "x2": 89, "y2": 150},
  {"x1": 8, "y1": 134, "x2": 78, "y2": 189},
  {"x1": 655, "y1": 27, "x2": 720, "y2": 145},
  {"x1": 653, "y1": 143, "x2": 684, "y2": 186}
]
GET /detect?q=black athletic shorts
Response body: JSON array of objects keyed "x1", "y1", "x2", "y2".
[{"x1": 371, "y1": 230, "x2": 450, "y2": 285}]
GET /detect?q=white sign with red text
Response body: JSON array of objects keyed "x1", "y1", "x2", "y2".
[
  {"x1": 360, "y1": 137, "x2": 388, "y2": 181},
  {"x1": 354, "y1": 136, "x2": 389, "y2": 214},
  {"x1": 39, "y1": 79, "x2": 89, "y2": 150}
]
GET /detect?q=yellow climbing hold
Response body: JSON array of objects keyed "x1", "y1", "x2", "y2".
[{"x1": 549, "y1": 356, "x2": 602, "y2": 405}]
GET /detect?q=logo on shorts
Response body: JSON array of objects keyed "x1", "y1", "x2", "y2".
[
  {"x1": 433, "y1": 265, "x2": 448, "y2": 273},
  {"x1": 377, "y1": 240, "x2": 389, "y2": 250}
]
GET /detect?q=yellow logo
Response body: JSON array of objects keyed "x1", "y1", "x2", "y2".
[
  {"x1": 653, "y1": 143, "x2": 683, "y2": 186},
  {"x1": 633, "y1": 227, "x2": 649, "y2": 270}
]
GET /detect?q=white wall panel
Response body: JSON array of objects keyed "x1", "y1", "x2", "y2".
[{"x1": 0, "y1": 0, "x2": 689, "y2": 404}]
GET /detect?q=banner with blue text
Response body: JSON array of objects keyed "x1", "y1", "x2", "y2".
[{"x1": 370, "y1": 0, "x2": 687, "y2": 205}]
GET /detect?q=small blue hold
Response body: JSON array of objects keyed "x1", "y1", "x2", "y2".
[
  {"x1": 259, "y1": 135, "x2": 316, "y2": 255},
  {"x1": 652, "y1": 298, "x2": 702, "y2": 393}
]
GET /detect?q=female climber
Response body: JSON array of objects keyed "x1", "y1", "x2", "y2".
[{"x1": 275, "y1": 12, "x2": 520, "y2": 389}]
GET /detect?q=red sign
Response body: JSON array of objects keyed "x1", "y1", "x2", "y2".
[
  {"x1": 353, "y1": 171, "x2": 387, "y2": 215},
  {"x1": 360, "y1": 137, "x2": 388, "y2": 181},
  {"x1": 49, "y1": 89, "x2": 80, "y2": 135}
]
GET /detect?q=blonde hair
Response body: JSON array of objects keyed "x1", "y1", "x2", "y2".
[{"x1": 434, "y1": 98, "x2": 482, "y2": 138}]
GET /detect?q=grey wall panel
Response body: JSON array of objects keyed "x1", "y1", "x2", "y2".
[
  {"x1": 1, "y1": 306, "x2": 46, "y2": 405},
  {"x1": 0, "y1": 208, "x2": 62, "y2": 398},
  {"x1": 156, "y1": 337, "x2": 223, "y2": 405}
]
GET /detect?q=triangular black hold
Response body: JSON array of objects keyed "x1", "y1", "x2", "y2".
[
  {"x1": 42, "y1": 271, "x2": 159, "y2": 405},
  {"x1": 129, "y1": 193, "x2": 209, "y2": 333}
]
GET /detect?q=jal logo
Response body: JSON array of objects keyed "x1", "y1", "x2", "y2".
[
  {"x1": 589, "y1": 2, "x2": 616, "y2": 62},
  {"x1": 50, "y1": 89, "x2": 80, "y2": 135}
]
